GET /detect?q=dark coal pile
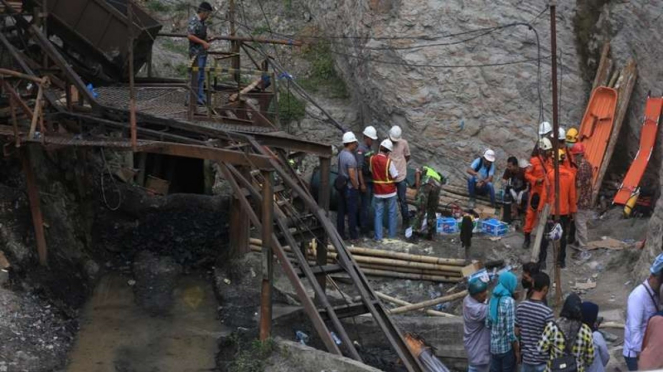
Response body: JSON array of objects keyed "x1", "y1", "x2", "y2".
[
  {"x1": 0, "y1": 288, "x2": 77, "y2": 372},
  {"x1": 133, "y1": 250, "x2": 182, "y2": 316}
]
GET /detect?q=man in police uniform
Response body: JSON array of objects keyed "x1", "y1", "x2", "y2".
[
  {"x1": 187, "y1": 2, "x2": 213, "y2": 105},
  {"x1": 411, "y1": 165, "x2": 444, "y2": 240}
]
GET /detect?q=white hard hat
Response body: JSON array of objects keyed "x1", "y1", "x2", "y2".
[
  {"x1": 380, "y1": 139, "x2": 393, "y2": 152},
  {"x1": 362, "y1": 126, "x2": 378, "y2": 140},
  {"x1": 518, "y1": 159, "x2": 531, "y2": 168},
  {"x1": 483, "y1": 149, "x2": 496, "y2": 162},
  {"x1": 558, "y1": 127, "x2": 566, "y2": 140},
  {"x1": 538, "y1": 121, "x2": 552, "y2": 135},
  {"x1": 389, "y1": 126, "x2": 402, "y2": 142},
  {"x1": 539, "y1": 137, "x2": 553, "y2": 151},
  {"x1": 342, "y1": 131, "x2": 358, "y2": 144}
]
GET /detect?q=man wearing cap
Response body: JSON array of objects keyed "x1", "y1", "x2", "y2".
[
  {"x1": 357, "y1": 126, "x2": 378, "y2": 237},
  {"x1": 370, "y1": 139, "x2": 399, "y2": 241},
  {"x1": 188, "y1": 2, "x2": 214, "y2": 105},
  {"x1": 571, "y1": 143, "x2": 592, "y2": 251},
  {"x1": 336, "y1": 132, "x2": 360, "y2": 241},
  {"x1": 464, "y1": 278, "x2": 491, "y2": 372},
  {"x1": 467, "y1": 150, "x2": 497, "y2": 207},
  {"x1": 624, "y1": 253, "x2": 663, "y2": 371},
  {"x1": 388, "y1": 126, "x2": 411, "y2": 229}
]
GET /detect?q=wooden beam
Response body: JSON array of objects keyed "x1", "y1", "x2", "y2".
[
  {"x1": 591, "y1": 59, "x2": 637, "y2": 206},
  {"x1": 21, "y1": 148, "x2": 47, "y2": 266},
  {"x1": 592, "y1": 42, "x2": 612, "y2": 91}
]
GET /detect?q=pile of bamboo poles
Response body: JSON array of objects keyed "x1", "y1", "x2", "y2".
[
  {"x1": 406, "y1": 184, "x2": 495, "y2": 215},
  {"x1": 249, "y1": 238, "x2": 466, "y2": 283}
]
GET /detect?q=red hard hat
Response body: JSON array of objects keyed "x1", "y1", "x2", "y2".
[{"x1": 570, "y1": 143, "x2": 585, "y2": 155}]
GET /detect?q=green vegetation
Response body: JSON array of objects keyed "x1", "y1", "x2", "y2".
[
  {"x1": 278, "y1": 90, "x2": 307, "y2": 125},
  {"x1": 145, "y1": 0, "x2": 171, "y2": 12},
  {"x1": 229, "y1": 338, "x2": 276, "y2": 372},
  {"x1": 251, "y1": 25, "x2": 271, "y2": 36},
  {"x1": 162, "y1": 39, "x2": 188, "y2": 56},
  {"x1": 299, "y1": 42, "x2": 348, "y2": 99},
  {"x1": 174, "y1": 62, "x2": 190, "y2": 78}
]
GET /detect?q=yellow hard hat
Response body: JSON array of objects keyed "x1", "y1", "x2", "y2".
[
  {"x1": 566, "y1": 127, "x2": 579, "y2": 143},
  {"x1": 557, "y1": 149, "x2": 567, "y2": 161}
]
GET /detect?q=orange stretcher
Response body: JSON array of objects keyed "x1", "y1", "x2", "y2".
[
  {"x1": 578, "y1": 86, "x2": 618, "y2": 186},
  {"x1": 613, "y1": 95, "x2": 663, "y2": 205}
]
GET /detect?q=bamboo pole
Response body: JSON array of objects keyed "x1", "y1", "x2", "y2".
[
  {"x1": 358, "y1": 268, "x2": 461, "y2": 283},
  {"x1": 249, "y1": 238, "x2": 467, "y2": 266},
  {"x1": 360, "y1": 263, "x2": 461, "y2": 277},
  {"x1": 388, "y1": 290, "x2": 468, "y2": 315},
  {"x1": 376, "y1": 292, "x2": 456, "y2": 318}
]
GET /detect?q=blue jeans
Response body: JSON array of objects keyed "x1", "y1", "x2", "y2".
[
  {"x1": 468, "y1": 177, "x2": 496, "y2": 205},
  {"x1": 395, "y1": 181, "x2": 409, "y2": 227},
  {"x1": 624, "y1": 356, "x2": 638, "y2": 371},
  {"x1": 337, "y1": 187, "x2": 359, "y2": 240},
  {"x1": 468, "y1": 364, "x2": 490, "y2": 372},
  {"x1": 374, "y1": 196, "x2": 397, "y2": 241},
  {"x1": 521, "y1": 363, "x2": 546, "y2": 372},
  {"x1": 196, "y1": 54, "x2": 207, "y2": 104},
  {"x1": 489, "y1": 350, "x2": 516, "y2": 372},
  {"x1": 359, "y1": 183, "x2": 373, "y2": 235}
]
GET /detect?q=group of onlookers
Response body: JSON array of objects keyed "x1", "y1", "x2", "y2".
[
  {"x1": 464, "y1": 252, "x2": 663, "y2": 372},
  {"x1": 464, "y1": 263, "x2": 608, "y2": 372}
]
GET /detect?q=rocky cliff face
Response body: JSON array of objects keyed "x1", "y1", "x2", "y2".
[
  {"x1": 303, "y1": 0, "x2": 588, "y2": 182},
  {"x1": 302, "y1": 0, "x2": 662, "y2": 187}
]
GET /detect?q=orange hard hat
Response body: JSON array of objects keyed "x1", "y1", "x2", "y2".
[{"x1": 569, "y1": 143, "x2": 585, "y2": 155}]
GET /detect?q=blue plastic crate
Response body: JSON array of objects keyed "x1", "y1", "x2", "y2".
[
  {"x1": 481, "y1": 218, "x2": 508, "y2": 236},
  {"x1": 437, "y1": 217, "x2": 458, "y2": 234}
]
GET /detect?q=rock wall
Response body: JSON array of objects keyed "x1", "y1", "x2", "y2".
[
  {"x1": 301, "y1": 0, "x2": 663, "y2": 187},
  {"x1": 303, "y1": 0, "x2": 589, "y2": 182}
]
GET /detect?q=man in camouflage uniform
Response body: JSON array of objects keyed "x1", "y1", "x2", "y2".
[
  {"x1": 411, "y1": 165, "x2": 443, "y2": 240},
  {"x1": 187, "y1": 2, "x2": 213, "y2": 104}
]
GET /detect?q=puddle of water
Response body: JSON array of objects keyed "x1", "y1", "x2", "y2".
[{"x1": 67, "y1": 273, "x2": 229, "y2": 372}]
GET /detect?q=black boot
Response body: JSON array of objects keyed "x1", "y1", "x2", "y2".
[{"x1": 522, "y1": 233, "x2": 531, "y2": 249}]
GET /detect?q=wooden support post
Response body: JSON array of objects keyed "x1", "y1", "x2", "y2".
[
  {"x1": 229, "y1": 167, "x2": 250, "y2": 256},
  {"x1": 9, "y1": 96, "x2": 19, "y2": 148},
  {"x1": 228, "y1": 0, "x2": 241, "y2": 87},
  {"x1": 188, "y1": 57, "x2": 197, "y2": 121},
  {"x1": 549, "y1": 0, "x2": 562, "y2": 306},
  {"x1": 21, "y1": 148, "x2": 47, "y2": 266},
  {"x1": 259, "y1": 170, "x2": 274, "y2": 341},
  {"x1": 316, "y1": 157, "x2": 331, "y2": 298},
  {"x1": 136, "y1": 153, "x2": 147, "y2": 187}
]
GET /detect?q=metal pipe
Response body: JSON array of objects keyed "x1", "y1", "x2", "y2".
[
  {"x1": 128, "y1": 3, "x2": 137, "y2": 151},
  {"x1": 549, "y1": 0, "x2": 562, "y2": 305},
  {"x1": 0, "y1": 68, "x2": 47, "y2": 84},
  {"x1": 157, "y1": 32, "x2": 303, "y2": 46}
]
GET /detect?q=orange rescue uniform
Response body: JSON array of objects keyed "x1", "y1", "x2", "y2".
[
  {"x1": 539, "y1": 166, "x2": 578, "y2": 216},
  {"x1": 523, "y1": 156, "x2": 548, "y2": 233}
]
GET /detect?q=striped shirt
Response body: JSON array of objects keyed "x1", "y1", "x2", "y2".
[{"x1": 517, "y1": 299, "x2": 554, "y2": 365}]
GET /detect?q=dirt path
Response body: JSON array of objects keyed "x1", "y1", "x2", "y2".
[{"x1": 66, "y1": 273, "x2": 229, "y2": 372}]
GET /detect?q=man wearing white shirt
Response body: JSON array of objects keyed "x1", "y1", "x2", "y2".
[{"x1": 623, "y1": 253, "x2": 663, "y2": 370}]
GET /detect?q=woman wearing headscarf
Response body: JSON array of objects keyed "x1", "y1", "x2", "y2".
[
  {"x1": 581, "y1": 302, "x2": 609, "y2": 372},
  {"x1": 486, "y1": 272, "x2": 520, "y2": 372},
  {"x1": 538, "y1": 293, "x2": 595, "y2": 372}
]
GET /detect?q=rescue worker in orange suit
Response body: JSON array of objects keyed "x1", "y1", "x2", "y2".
[
  {"x1": 564, "y1": 127, "x2": 580, "y2": 244},
  {"x1": 522, "y1": 138, "x2": 552, "y2": 249},
  {"x1": 537, "y1": 150, "x2": 577, "y2": 269}
]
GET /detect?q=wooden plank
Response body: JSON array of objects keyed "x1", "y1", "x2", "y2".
[
  {"x1": 592, "y1": 42, "x2": 612, "y2": 91},
  {"x1": 531, "y1": 204, "x2": 550, "y2": 263},
  {"x1": 591, "y1": 59, "x2": 637, "y2": 206}
]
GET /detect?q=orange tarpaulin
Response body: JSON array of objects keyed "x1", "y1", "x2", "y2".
[
  {"x1": 579, "y1": 87, "x2": 618, "y2": 186},
  {"x1": 613, "y1": 96, "x2": 663, "y2": 205}
]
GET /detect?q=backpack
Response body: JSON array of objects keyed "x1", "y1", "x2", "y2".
[{"x1": 550, "y1": 322, "x2": 579, "y2": 372}]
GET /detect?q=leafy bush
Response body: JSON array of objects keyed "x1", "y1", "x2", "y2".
[
  {"x1": 299, "y1": 42, "x2": 348, "y2": 98},
  {"x1": 145, "y1": 0, "x2": 171, "y2": 12},
  {"x1": 229, "y1": 338, "x2": 276, "y2": 372},
  {"x1": 278, "y1": 90, "x2": 306, "y2": 125}
]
